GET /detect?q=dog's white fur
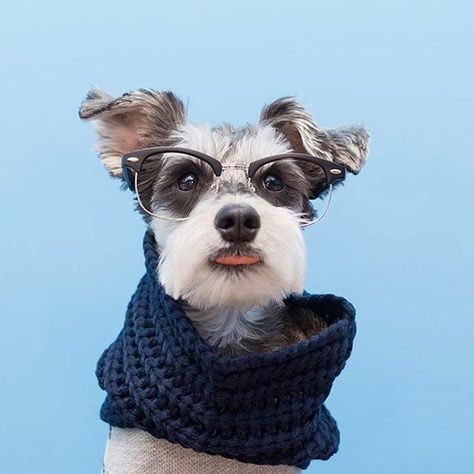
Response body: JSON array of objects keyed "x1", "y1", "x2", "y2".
[
  {"x1": 156, "y1": 193, "x2": 305, "y2": 347},
  {"x1": 156, "y1": 192, "x2": 305, "y2": 308}
]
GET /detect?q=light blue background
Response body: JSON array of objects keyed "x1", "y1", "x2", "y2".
[{"x1": 1, "y1": 1, "x2": 473, "y2": 473}]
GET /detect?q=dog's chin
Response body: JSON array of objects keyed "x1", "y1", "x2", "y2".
[{"x1": 159, "y1": 250, "x2": 304, "y2": 311}]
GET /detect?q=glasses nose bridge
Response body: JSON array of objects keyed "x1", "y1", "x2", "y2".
[
  {"x1": 212, "y1": 163, "x2": 255, "y2": 193},
  {"x1": 220, "y1": 163, "x2": 249, "y2": 175}
]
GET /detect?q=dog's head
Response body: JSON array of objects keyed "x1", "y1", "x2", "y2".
[{"x1": 80, "y1": 88, "x2": 368, "y2": 311}]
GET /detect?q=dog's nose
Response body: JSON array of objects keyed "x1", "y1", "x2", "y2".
[{"x1": 214, "y1": 204, "x2": 261, "y2": 242}]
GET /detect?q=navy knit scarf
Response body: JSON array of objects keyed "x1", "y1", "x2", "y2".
[{"x1": 96, "y1": 231, "x2": 356, "y2": 469}]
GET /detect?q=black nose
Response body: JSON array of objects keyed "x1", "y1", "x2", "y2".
[{"x1": 214, "y1": 204, "x2": 261, "y2": 242}]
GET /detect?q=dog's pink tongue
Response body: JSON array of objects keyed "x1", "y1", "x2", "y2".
[{"x1": 215, "y1": 255, "x2": 260, "y2": 266}]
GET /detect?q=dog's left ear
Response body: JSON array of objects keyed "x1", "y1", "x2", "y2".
[
  {"x1": 79, "y1": 87, "x2": 186, "y2": 178},
  {"x1": 260, "y1": 97, "x2": 369, "y2": 174}
]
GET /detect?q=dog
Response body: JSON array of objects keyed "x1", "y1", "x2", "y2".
[{"x1": 80, "y1": 88, "x2": 368, "y2": 473}]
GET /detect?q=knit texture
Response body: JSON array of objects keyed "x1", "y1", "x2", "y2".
[{"x1": 96, "y1": 231, "x2": 357, "y2": 469}]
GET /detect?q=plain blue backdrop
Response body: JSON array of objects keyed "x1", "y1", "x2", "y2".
[{"x1": 1, "y1": 1, "x2": 473, "y2": 472}]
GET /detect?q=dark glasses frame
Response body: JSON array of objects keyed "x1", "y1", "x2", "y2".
[{"x1": 121, "y1": 146, "x2": 346, "y2": 198}]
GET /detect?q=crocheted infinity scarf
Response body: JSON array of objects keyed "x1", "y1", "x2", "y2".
[{"x1": 96, "y1": 231, "x2": 356, "y2": 469}]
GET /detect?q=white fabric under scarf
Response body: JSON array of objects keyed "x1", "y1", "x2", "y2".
[{"x1": 103, "y1": 427, "x2": 301, "y2": 474}]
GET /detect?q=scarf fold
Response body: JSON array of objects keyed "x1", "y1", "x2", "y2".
[{"x1": 96, "y1": 231, "x2": 356, "y2": 469}]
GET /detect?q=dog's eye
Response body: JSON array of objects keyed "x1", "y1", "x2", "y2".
[
  {"x1": 262, "y1": 173, "x2": 283, "y2": 192},
  {"x1": 177, "y1": 172, "x2": 199, "y2": 191}
]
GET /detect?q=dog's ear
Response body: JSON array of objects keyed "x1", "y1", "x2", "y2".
[
  {"x1": 79, "y1": 87, "x2": 186, "y2": 178},
  {"x1": 260, "y1": 97, "x2": 369, "y2": 174}
]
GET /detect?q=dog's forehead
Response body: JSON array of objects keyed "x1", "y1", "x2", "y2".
[{"x1": 175, "y1": 123, "x2": 291, "y2": 163}]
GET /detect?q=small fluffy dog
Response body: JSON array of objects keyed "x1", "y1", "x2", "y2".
[{"x1": 80, "y1": 88, "x2": 368, "y2": 473}]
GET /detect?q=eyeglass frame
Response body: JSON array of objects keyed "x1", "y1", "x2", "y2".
[{"x1": 121, "y1": 146, "x2": 346, "y2": 225}]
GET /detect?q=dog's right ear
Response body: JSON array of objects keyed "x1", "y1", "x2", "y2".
[
  {"x1": 79, "y1": 87, "x2": 186, "y2": 178},
  {"x1": 260, "y1": 97, "x2": 369, "y2": 175}
]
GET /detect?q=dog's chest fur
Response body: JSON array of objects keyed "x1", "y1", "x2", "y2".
[{"x1": 184, "y1": 303, "x2": 328, "y2": 357}]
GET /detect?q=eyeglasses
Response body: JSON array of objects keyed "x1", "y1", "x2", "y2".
[{"x1": 121, "y1": 146, "x2": 346, "y2": 226}]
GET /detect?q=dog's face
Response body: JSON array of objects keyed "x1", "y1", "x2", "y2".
[{"x1": 80, "y1": 89, "x2": 368, "y2": 310}]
